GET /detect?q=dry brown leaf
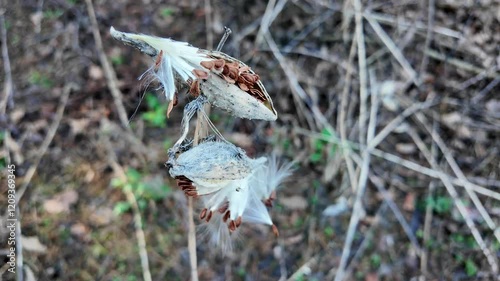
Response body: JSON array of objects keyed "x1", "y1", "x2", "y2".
[
  {"x1": 69, "y1": 118, "x2": 90, "y2": 135},
  {"x1": 89, "y1": 207, "x2": 115, "y2": 226},
  {"x1": 88, "y1": 64, "x2": 104, "y2": 80},
  {"x1": 280, "y1": 195, "x2": 308, "y2": 210},
  {"x1": 22, "y1": 236, "x2": 47, "y2": 253},
  {"x1": 44, "y1": 190, "x2": 78, "y2": 214}
]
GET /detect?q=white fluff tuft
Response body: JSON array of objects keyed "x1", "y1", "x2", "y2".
[
  {"x1": 198, "y1": 213, "x2": 238, "y2": 254},
  {"x1": 252, "y1": 155, "x2": 295, "y2": 200},
  {"x1": 130, "y1": 33, "x2": 211, "y2": 101},
  {"x1": 197, "y1": 154, "x2": 294, "y2": 249}
]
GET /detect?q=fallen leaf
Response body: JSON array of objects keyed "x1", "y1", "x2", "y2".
[
  {"x1": 71, "y1": 222, "x2": 91, "y2": 241},
  {"x1": 88, "y1": 64, "x2": 104, "y2": 80},
  {"x1": 69, "y1": 118, "x2": 90, "y2": 135},
  {"x1": 322, "y1": 197, "x2": 348, "y2": 217},
  {"x1": 403, "y1": 192, "x2": 415, "y2": 211},
  {"x1": 22, "y1": 236, "x2": 47, "y2": 253},
  {"x1": 44, "y1": 190, "x2": 78, "y2": 214},
  {"x1": 396, "y1": 143, "x2": 416, "y2": 154},
  {"x1": 280, "y1": 195, "x2": 308, "y2": 210},
  {"x1": 89, "y1": 207, "x2": 115, "y2": 226}
]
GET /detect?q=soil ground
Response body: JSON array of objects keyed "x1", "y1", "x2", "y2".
[{"x1": 1, "y1": 0, "x2": 499, "y2": 280}]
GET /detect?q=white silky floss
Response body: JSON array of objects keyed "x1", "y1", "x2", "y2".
[
  {"x1": 110, "y1": 27, "x2": 211, "y2": 102},
  {"x1": 169, "y1": 140, "x2": 293, "y2": 229}
]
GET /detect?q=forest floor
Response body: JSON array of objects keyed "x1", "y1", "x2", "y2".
[{"x1": 1, "y1": 0, "x2": 499, "y2": 280}]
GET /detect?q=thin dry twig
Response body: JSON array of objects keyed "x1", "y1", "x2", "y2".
[
  {"x1": 336, "y1": 32, "x2": 359, "y2": 190},
  {"x1": 255, "y1": 0, "x2": 288, "y2": 47},
  {"x1": 364, "y1": 13, "x2": 421, "y2": 86},
  {"x1": 265, "y1": 32, "x2": 335, "y2": 134},
  {"x1": 418, "y1": 0, "x2": 435, "y2": 76},
  {"x1": 420, "y1": 117, "x2": 438, "y2": 278},
  {"x1": 369, "y1": 175, "x2": 422, "y2": 254},
  {"x1": 425, "y1": 49, "x2": 500, "y2": 80},
  {"x1": 294, "y1": 128, "x2": 500, "y2": 201},
  {"x1": 17, "y1": 84, "x2": 76, "y2": 202},
  {"x1": 204, "y1": 0, "x2": 213, "y2": 50},
  {"x1": 103, "y1": 133, "x2": 153, "y2": 281},
  {"x1": 406, "y1": 126, "x2": 499, "y2": 273},
  {"x1": 411, "y1": 111, "x2": 500, "y2": 243},
  {"x1": 364, "y1": 11, "x2": 462, "y2": 39},
  {"x1": 0, "y1": 12, "x2": 13, "y2": 115},
  {"x1": 335, "y1": 2, "x2": 376, "y2": 277},
  {"x1": 85, "y1": 0, "x2": 130, "y2": 129}
]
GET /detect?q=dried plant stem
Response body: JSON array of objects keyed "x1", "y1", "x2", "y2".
[
  {"x1": 17, "y1": 84, "x2": 75, "y2": 202},
  {"x1": 407, "y1": 126, "x2": 499, "y2": 273},
  {"x1": 187, "y1": 104, "x2": 211, "y2": 281},
  {"x1": 365, "y1": 13, "x2": 420, "y2": 86},
  {"x1": 337, "y1": 33, "x2": 359, "y2": 190},
  {"x1": 85, "y1": 0, "x2": 130, "y2": 129},
  {"x1": 104, "y1": 136, "x2": 152, "y2": 281},
  {"x1": 0, "y1": 12, "x2": 13, "y2": 116},
  {"x1": 187, "y1": 197, "x2": 198, "y2": 281},
  {"x1": 335, "y1": 1, "x2": 375, "y2": 278},
  {"x1": 295, "y1": 127, "x2": 500, "y2": 201}
]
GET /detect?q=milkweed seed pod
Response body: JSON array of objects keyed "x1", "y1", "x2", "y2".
[
  {"x1": 168, "y1": 140, "x2": 293, "y2": 236},
  {"x1": 110, "y1": 27, "x2": 277, "y2": 121},
  {"x1": 167, "y1": 140, "x2": 266, "y2": 195},
  {"x1": 192, "y1": 51, "x2": 278, "y2": 121}
]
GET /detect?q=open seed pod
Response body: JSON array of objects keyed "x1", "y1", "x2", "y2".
[
  {"x1": 167, "y1": 140, "x2": 266, "y2": 194},
  {"x1": 192, "y1": 51, "x2": 278, "y2": 121}
]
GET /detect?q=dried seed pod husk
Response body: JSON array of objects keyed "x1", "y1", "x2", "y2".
[
  {"x1": 198, "y1": 51, "x2": 278, "y2": 121},
  {"x1": 168, "y1": 140, "x2": 265, "y2": 193}
]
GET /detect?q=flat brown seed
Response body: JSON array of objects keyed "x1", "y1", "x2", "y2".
[
  {"x1": 213, "y1": 59, "x2": 225, "y2": 70},
  {"x1": 223, "y1": 211, "x2": 231, "y2": 223},
  {"x1": 154, "y1": 50, "x2": 164, "y2": 71},
  {"x1": 200, "y1": 208, "x2": 207, "y2": 220},
  {"x1": 206, "y1": 210, "x2": 213, "y2": 222},
  {"x1": 200, "y1": 60, "x2": 215, "y2": 69},
  {"x1": 193, "y1": 69, "x2": 209, "y2": 79},
  {"x1": 235, "y1": 216, "x2": 242, "y2": 227},
  {"x1": 272, "y1": 224, "x2": 279, "y2": 237},
  {"x1": 185, "y1": 191, "x2": 198, "y2": 197},
  {"x1": 228, "y1": 220, "x2": 236, "y2": 232},
  {"x1": 218, "y1": 202, "x2": 229, "y2": 214}
]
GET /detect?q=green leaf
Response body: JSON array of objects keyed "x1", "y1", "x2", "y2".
[
  {"x1": 160, "y1": 8, "x2": 174, "y2": 18},
  {"x1": 111, "y1": 178, "x2": 124, "y2": 187},
  {"x1": 126, "y1": 168, "x2": 142, "y2": 183},
  {"x1": 310, "y1": 152, "x2": 322, "y2": 163},
  {"x1": 465, "y1": 258, "x2": 478, "y2": 277},
  {"x1": 113, "y1": 201, "x2": 131, "y2": 215}
]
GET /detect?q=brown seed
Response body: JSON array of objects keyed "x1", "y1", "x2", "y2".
[
  {"x1": 249, "y1": 88, "x2": 266, "y2": 101},
  {"x1": 154, "y1": 50, "x2": 164, "y2": 71},
  {"x1": 218, "y1": 202, "x2": 229, "y2": 214},
  {"x1": 206, "y1": 210, "x2": 213, "y2": 222},
  {"x1": 238, "y1": 65, "x2": 250, "y2": 73},
  {"x1": 272, "y1": 224, "x2": 279, "y2": 237},
  {"x1": 189, "y1": 80, "x2": 201, "y2": 97},
  {"x1": 193, "y1": 69, "x2": 209, "y2": 79},
  {"x1": 238, "y1": 82, "x2": 249, "y2": 91},
  {"x1": 223, "y1": 211, "x2": 231, "y2": 223},
  {"x1": 185, "y1": 191, "x2": 198, "y2": 197},
  {"x1": 235, "y1": 216, "x2": 242, "y2": 227},
  {"x1": 200, "y1": 208, "x2": 208, "y2": 220},
  {"x1": 200, "y1": 60, "x2": 215, "y2": 70},
  {"x1": 213, "y1": 59, "x2": 225, "y2": 71},
  {"x1": 228, "y1": 220, "x2": 236, "y2": 232}
]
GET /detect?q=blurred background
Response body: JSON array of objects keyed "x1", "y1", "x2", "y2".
[{"x1": 1, "y1": 0, "x2": 499, "y2": 280}]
